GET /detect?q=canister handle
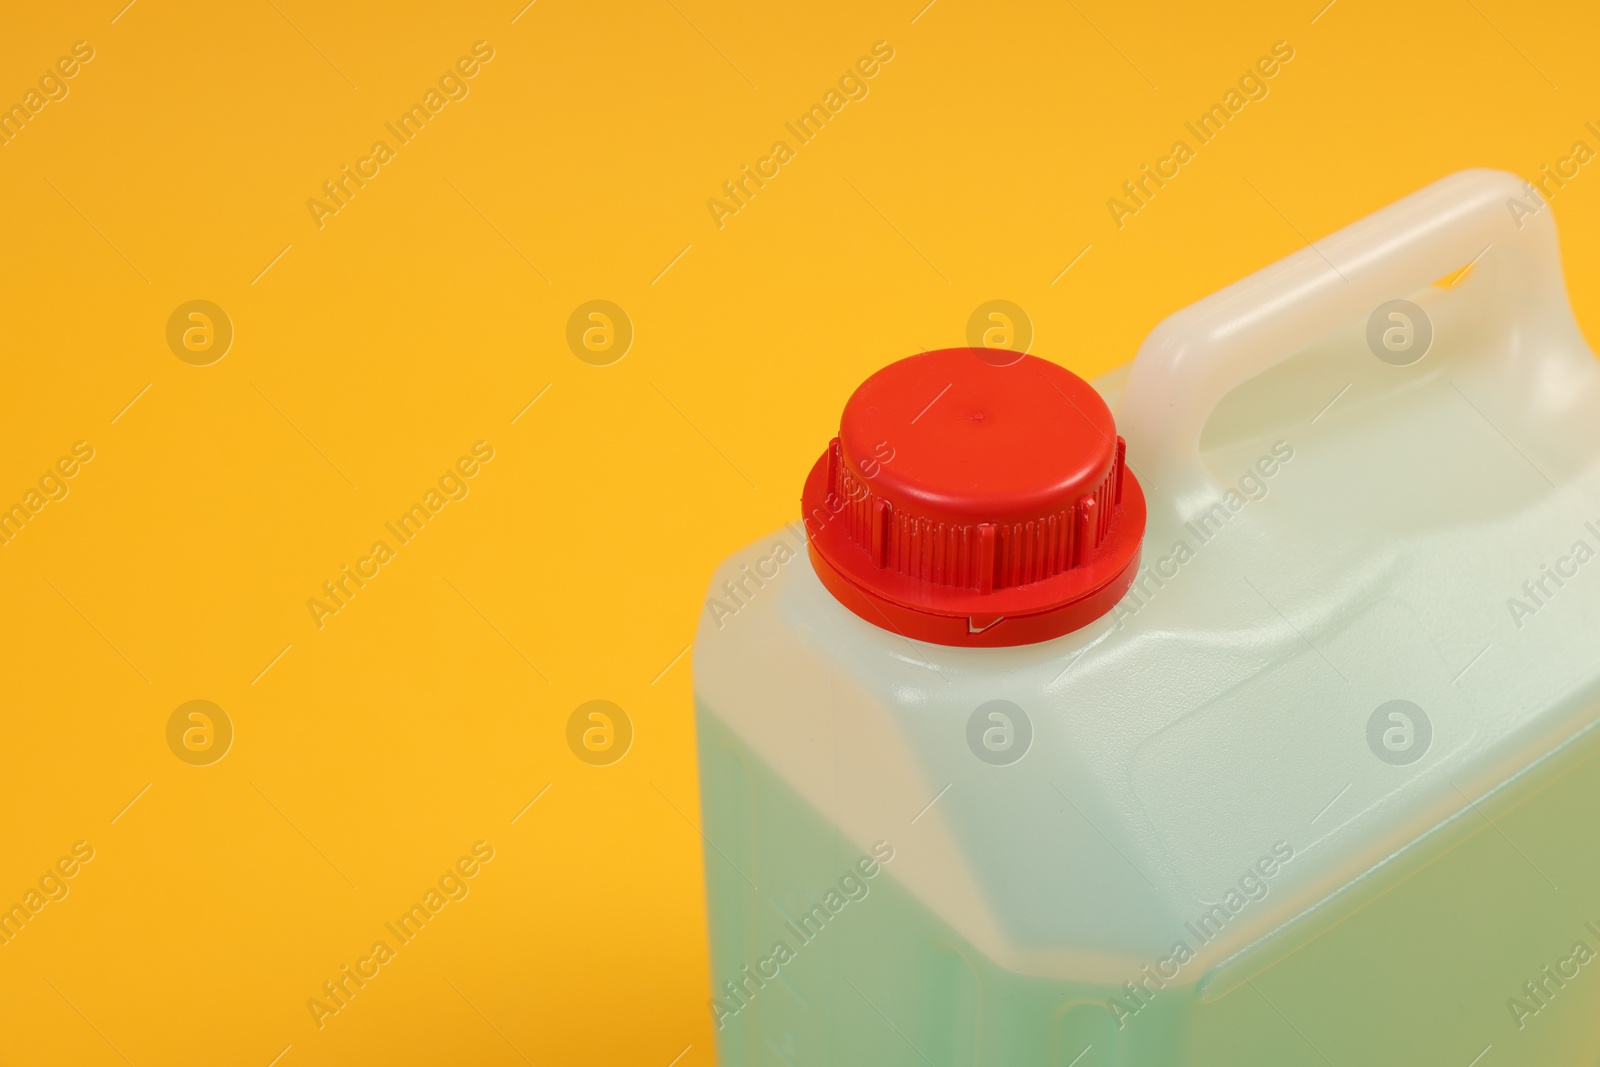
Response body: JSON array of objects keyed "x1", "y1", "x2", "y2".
[{"x1": 1116, "y1": 169, "x2": 1574, "y2": 524}]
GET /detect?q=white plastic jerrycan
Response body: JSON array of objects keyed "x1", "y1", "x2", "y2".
[{"x1": 695, "y1": 169, "x2": 1600, "y2": 1066}]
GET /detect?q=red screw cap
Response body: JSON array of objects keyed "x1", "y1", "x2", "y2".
[{"x1": 801, "y1": 347, "x2": 1145, "y2": 646}]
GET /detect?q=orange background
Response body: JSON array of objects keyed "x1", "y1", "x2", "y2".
[{"x1": 0, "y1": 0, "x2": 1596, "y2": 1063}]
